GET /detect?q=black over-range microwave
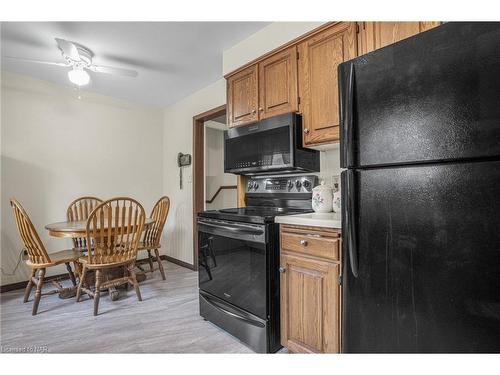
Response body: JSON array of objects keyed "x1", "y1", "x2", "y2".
[{"x1": 224, "y1": 113, "x2": 320, "y2": 175}]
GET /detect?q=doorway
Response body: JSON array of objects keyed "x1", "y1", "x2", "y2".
[
  {"x1": 192, "y1": 105, "x2": 245, "y2": 271},
  {"x1": 204, "y1": 114, "x2": 237, "y2": 210}
]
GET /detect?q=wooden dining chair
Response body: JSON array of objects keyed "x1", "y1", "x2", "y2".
[
  {"x1": 137, "y1": 196, "x2": 170, "y2": 280},
  {"x1": 76, "y1": 197, "x2": 146, "y2": 316},
  {"x1": 10, "y1": 198, "x2": 81, "y2": 315},
  {"x1": 67, "y1": 196, "x2": 103, "y2": 251}
]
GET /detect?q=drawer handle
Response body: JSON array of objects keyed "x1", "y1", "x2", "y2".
[{"x1": 300, "y1": 239, "x2": 308, "y2": 246}]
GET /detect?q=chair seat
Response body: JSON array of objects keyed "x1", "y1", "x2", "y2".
[
  {"x1": 79, "y1": 256, "x2": 135, "y2": 269},
  {"x1": 137, "y1": 242, "x2": 161, "y2": 251},
  {"x1": 26, "y1": 249, "x2": 82, "y2": 267}
]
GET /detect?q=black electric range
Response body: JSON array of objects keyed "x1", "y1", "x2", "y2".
[{"x1": 197, "y1": 175, "x2": 317, "y2": 353}]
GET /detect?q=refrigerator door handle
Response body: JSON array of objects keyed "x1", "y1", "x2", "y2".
[
  {"x1": 345, "y1": 169, "x2": 359, "y2": 277},
  {"x1": 339, "y1": 62, "x2": 355, "y2": 168}
]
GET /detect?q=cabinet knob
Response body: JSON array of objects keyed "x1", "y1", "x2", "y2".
[
  {"x1": 279, "y1": 267, "x2": 286, "y2": 273},
  {"x1": 303, "y1": 128, "x2": 310, "y2": 134},
  {"x1": 300, "y1": 239, "x2": 308, "y2": 246},
  {"x1": 259, "y1": 107, "x2": 264, "y2": 111},
  {"x1": 252, "y1": 109, "x2": 256, "y2": 114}
]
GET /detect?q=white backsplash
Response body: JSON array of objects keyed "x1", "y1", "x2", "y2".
[{"x1": 318, "y1": 146, "x2": 341, "y2": 189}]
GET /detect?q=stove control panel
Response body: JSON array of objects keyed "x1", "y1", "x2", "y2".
[
  {"x1": 246, "y1": 175, "x2": 318, "y2": 194},
  {"x1": 265, "y1": 179, "x2": 288, "y2": 191}
]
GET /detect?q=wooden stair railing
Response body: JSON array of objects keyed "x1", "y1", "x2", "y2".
[{"x1": 205, "y1": 185, "x2": 237, "y2": 204}]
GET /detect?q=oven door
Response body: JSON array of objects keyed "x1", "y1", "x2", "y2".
[{"x1": 197, "y1": 218, "x2": 268, "y2": 319}]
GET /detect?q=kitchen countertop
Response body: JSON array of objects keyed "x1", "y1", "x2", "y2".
[{"x1": 275, "y1": 212, "x2": 341, "y2": 229}]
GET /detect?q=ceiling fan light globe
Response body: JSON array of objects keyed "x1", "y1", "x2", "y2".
[{"x1": 68, "y1": 68, "x2": 90, "y2": 86}]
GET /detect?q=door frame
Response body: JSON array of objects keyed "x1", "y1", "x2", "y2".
[{"x1": 192, "y1": 104, "x2": 227, "y2": 271}]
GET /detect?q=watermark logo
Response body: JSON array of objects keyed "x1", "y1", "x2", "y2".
[{"x1": 1, "y1": 345, "x2": 48, "y2": 353}]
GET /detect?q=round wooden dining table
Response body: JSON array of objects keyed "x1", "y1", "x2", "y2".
[
  {"x1": 45, "y1": 218, "x2": 155, "y2": 300},
  {"x1": 45, "y1": 218, "x2": 155, "y2": 238}
]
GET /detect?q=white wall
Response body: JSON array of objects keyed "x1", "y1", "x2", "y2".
[
  {"x1": 205, "y1": 126, "x2": 237, "y2": 210},
  {"x1": 162, "y1": 79, "x2": 225, "y2": 265},
  {"x1": 320, "y1": 147, "x2": 342, "y2": 186},
  {"x1": 1, "y1": 72, "x2": 164, "y2": 285}
]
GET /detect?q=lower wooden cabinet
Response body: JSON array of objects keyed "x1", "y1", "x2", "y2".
[{"x1": 279, "y1": 225, "x2": 341, "y2": 353}]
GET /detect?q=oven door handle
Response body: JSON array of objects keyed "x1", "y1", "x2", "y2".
[
  {"x1": 200, "y1": 293, "x2": 265, "y2": 328},
  {"x1": 199, "y1": 221, "x2": 265, "y2": 236}
]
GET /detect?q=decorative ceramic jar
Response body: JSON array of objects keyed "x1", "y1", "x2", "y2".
[
  {"x1": 312, "y1": 181, "x2": 333, "y2": 213},
  {"x1": 332, "y1": 186, "x2": 341, "y2": 213}
]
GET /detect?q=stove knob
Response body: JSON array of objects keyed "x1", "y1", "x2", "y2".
[
  {"x1": 253, "y1": 182, "x2": 259, "y2": 190},
  {"x1": 303, "y1": 179, "x2": 311, "y2": 191},
  {"x1": 287, "y1": 180, "x2": 294, "y2": 190},
  {"x1": 295, "y1": 180, "x2": 302, "y2": 190},
  {"x1": 247, "y1": 181, "x2": 254, "y2": 190}
]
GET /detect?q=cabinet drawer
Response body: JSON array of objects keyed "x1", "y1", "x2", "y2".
[{"x1": 281, "y1": 226, "x2": 339, "y2": 261}]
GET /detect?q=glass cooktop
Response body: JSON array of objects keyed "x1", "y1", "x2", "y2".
[{"x1": 199, "y1": 206, "x2": 313, "y2": 224}]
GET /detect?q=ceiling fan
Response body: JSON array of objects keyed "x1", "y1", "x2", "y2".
[{"x1": 4, "y1": 38, "x2": 138, "y2": 86}]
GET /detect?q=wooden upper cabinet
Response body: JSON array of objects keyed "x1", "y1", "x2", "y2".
[
  {"x1": 357, "y1": 22, "x2": 441, "y2": 55},
  {"x1": 280, "y1": 252, "x2": 340, "y2": 353},
  {"x1": 227, "y1": 64, "x2": 258, "y2": 127},
  {"x1": 258, "y1": 46, "x2": 298, "y2": 120},
  {"x1": 298, "y1": 22, "x2": 357, "y2": 147}
]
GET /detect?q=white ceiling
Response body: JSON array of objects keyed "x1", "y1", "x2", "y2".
[{"x1": 0, "y1": 22, "x2": 269, "y2": 107}]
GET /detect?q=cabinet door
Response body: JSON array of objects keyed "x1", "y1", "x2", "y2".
[
  {"x1": 258, "y1": 46, "x2": 298, "y2": 120},
  {"x1": 357, "y1": 22, "x2": 441, "y2": 55},
  {"x1": 227, "y1": 64, "x2": 258, "y2": 127},
  {"x1": 280, "y1": 253, "x2": 340, "y2": 353},
  {"x1": 298, "y1": 22, "x2": 356, "y2": 147}
]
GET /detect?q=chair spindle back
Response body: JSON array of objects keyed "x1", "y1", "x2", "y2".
[
  {"x1": 85, "y1": 197, "x2": 145, "y2": 265},
  {"x1": 10, "y1": 198, "x2": 51, "y2": 265},
  {"x1": 67, "y1": 197, "x2": 103, "y2": 249},
  {"x1": 143, "y1": 196, "x2": 170, "y2": 247}
]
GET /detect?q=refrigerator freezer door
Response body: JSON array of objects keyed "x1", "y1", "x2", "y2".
[
  {"x1": 340, "y1": 22, "x2": 500, "y2": 169},
  {"x1": 342, "y1": 161, "x2": 500, "y2": 352}
]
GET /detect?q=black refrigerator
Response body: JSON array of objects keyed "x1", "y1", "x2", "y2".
[{"x1": 339, "y1": 22, "x2": 500, "y2": 353}]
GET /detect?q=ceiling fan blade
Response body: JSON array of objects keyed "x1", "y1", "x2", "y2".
[
  {"x1": 55, "y1": 38, "x2": 81, "y2": 61},
  {"x1": 91, "y1": 65, "x2": 138, "y2": 77},
  {"x1": 3, "y1": 56, "x2": 69, "y2": 67}
]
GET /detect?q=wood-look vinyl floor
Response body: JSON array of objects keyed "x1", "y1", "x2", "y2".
[{"x1": 0, "y1": 261, "x2": 255, "y2": 353}]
